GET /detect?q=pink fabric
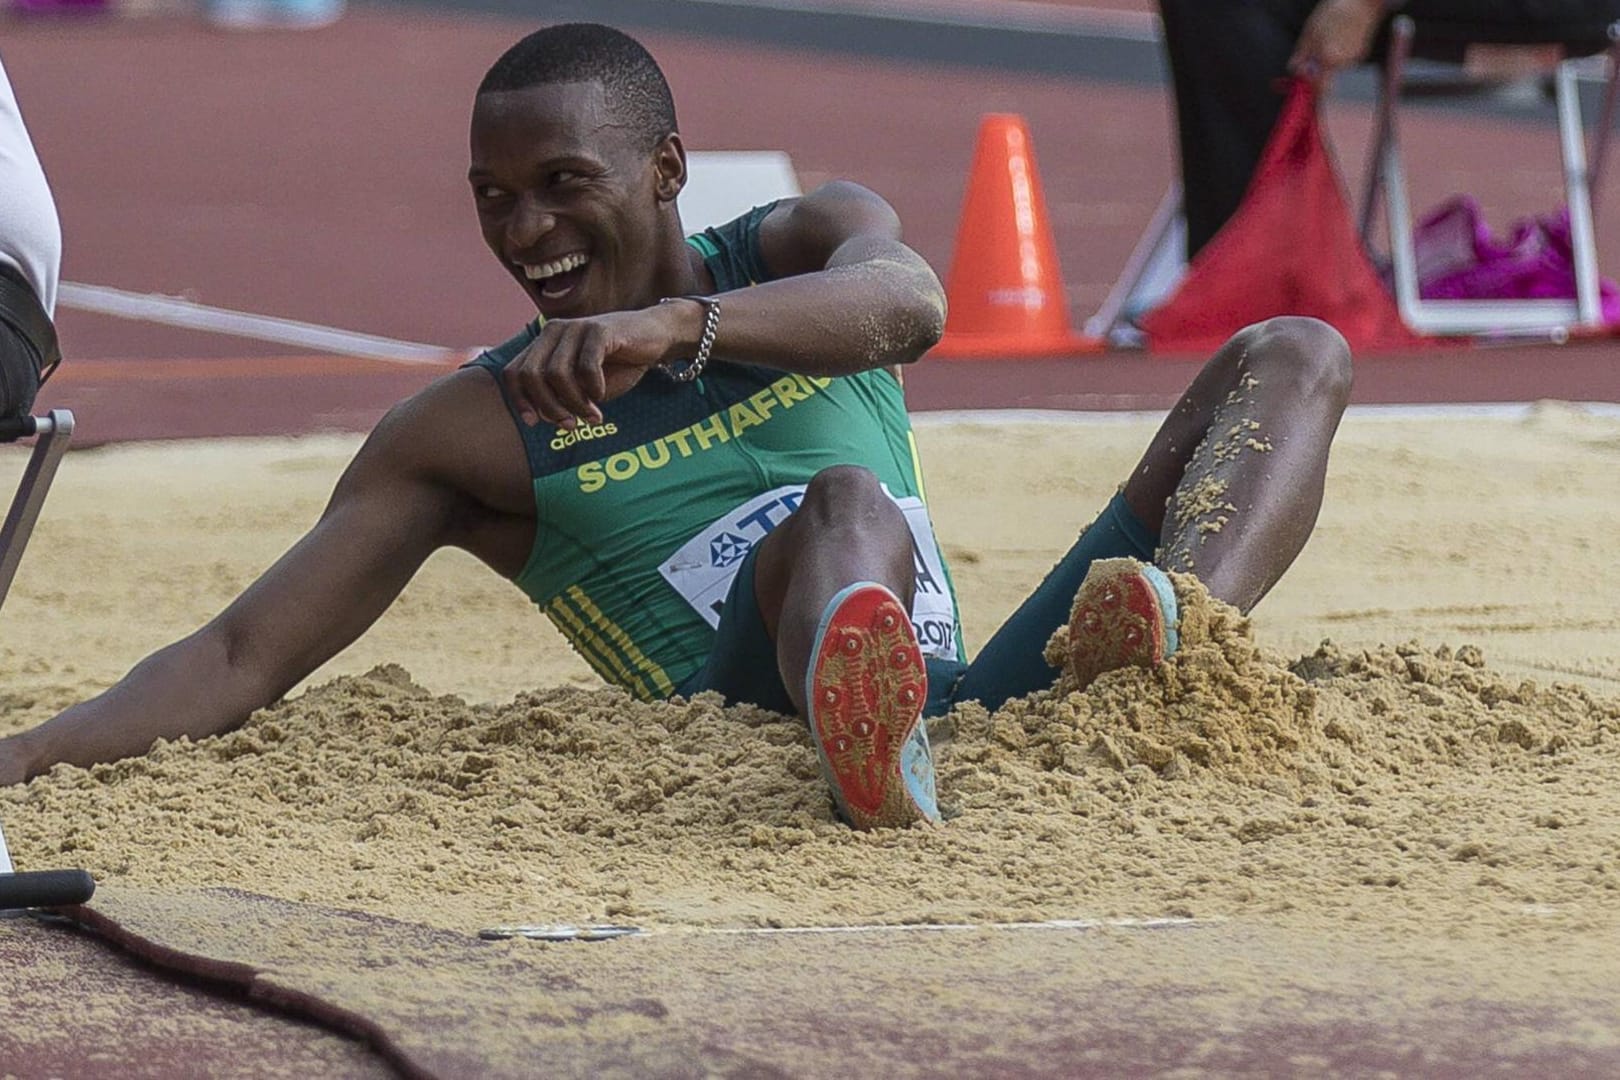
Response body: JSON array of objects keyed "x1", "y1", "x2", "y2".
[{"x1": 1413, "y1": 195, "x2": 1619, "y2": 324}]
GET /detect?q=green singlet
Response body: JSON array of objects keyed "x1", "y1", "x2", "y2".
[{"x1": 465, "y1": 203, "x2": 963, "y2": 701}]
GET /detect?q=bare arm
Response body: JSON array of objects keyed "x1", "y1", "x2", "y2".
[
  {"x1": 706, "y1": 179, "x2": 948, "y2": 375},
  {"x1": 0, "y1": 380, "x2": 498, "y2": 784},
  {"x1": 503, "y1": 181, "x2": 947, "y2": 427}
]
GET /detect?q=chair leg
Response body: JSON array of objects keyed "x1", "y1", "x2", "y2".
[
  {"x1": 1588, "y1": 37, "x2": 1620, "y2": 217},
  {"x1": 1083, "y1": 181, "x2": 1186, "y2": 342},
  {"x1": 0, "y1": 409, "x2": 75, "y2": 616},
  {"x1": 1556, "y1": 59, "x2": 1603, "y2": 327},
  {"x1": 1378, "y1": 16, "x2": 1424, "y2": 330},
  {"x1": 1359, "y1": 15, "x2": 1413, "y2": 249}
]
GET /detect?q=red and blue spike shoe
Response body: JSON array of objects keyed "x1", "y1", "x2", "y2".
[
  {"x1": 1066, "y1": 557, "x2": 1180, "y2": 692},
  {"x1": 805, "y1": 583, "x2": 939, "y2": 830}
]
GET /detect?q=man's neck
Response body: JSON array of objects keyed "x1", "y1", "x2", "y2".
[{"x1": 642, "y1": 227, "x2": 708, "y2": 304}]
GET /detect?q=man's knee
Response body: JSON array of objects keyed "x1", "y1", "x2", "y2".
[
  {"x1": 1236, "y1": 316, "x2": 1353, "y2": 408},
  {"x1": 797, "y1": 465, "x2": 902, "y2": 531}
]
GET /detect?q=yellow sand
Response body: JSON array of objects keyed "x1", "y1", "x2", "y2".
[{"x1": 2, "y1": 405, "x2": 1618, "y2": 944}]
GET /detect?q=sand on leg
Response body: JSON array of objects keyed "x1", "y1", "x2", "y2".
[{"x1": 1063, "y1": 317, "x2": 1352, "y2": 688}]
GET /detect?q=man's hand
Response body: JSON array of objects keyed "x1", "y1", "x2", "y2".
[
  {"x1": 1289, "y1": 0, "x2": 1387, "y2": 86},
  {"x1": 502, "y1": 302, "x2": 702, "y2": 429}
]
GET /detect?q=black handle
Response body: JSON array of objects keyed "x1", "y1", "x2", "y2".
[{"x1": 0, "y1": 869, "x2": 96, "y2": 910}]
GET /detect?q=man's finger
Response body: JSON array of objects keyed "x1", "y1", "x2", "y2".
[
  {"x1": 520, "y1": 328, "x2": 577, "y2": 428},
  {"x1": 540, "y1": 323, "x2": 600, "y2": 425},
  {"x1": 502, "y1": 349, "x2": 543, "y2": 427},
  {"x1": 576, "y1": 323, "x2": 608, "y2": 411}
]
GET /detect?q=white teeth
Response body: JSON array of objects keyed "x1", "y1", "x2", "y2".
[{"x1": 522, "y1": 252, "x2": 589, "y2": 280}]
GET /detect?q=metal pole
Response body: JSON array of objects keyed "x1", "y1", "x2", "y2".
[
  {"x1": 0, "y1": 409, "x2": 75, "y2": 615},
  {"x1": 1557, "y1": 61, "x2": 1603, "y2": 327}
]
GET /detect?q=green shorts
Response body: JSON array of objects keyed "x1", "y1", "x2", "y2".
[{"x1": 677, "y1": 491, "x2": 1159, "y2": 716}]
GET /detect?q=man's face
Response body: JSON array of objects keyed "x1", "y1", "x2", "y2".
[{"x1": 469, "y1": 81, "x2": 674, "y2": 319}]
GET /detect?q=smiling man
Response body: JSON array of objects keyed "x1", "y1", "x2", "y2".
[{"x1": 0, "y1": 25, "x2": 1351, "y2": 830}]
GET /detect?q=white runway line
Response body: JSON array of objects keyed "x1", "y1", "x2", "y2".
[
  {"x1": 56, "y1": 281, "x2": 457, "y2": 365},
  {"x1": 671, "y1": 0, "x2": 1160, "y2": 40},
  {"x1": 481, "y1": 915, "x2": 1207, "y2": 941},
  {"x1": 50, "y1": 282, "x2": 1620, "y2": 416},
  {"x1": 691, "y1": 915, "x2": 1203, "y2": 935}
]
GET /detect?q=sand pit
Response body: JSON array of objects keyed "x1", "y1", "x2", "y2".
[{"x1": 3, "y1": 405, "x2": 1619, "y2": 1063}]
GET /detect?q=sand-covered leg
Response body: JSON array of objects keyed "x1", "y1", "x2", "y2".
[
  {"x1": 1066, "y1": 557, "x2": 1180, "y2": 692},
  {"x1": 804, "y1": 583, "x2": 938, "y2": 829}
]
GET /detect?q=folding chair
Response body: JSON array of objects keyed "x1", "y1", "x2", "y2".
[
  {"x1": 1362, "y1": 12, "x2": 1620, "y2": 335},
  {"x1": 1091, "y1": 7, "x2": 1620, "y2": 343},
  {"x1": 0, "y1": 408, "x2": 74, "y2": 617}
]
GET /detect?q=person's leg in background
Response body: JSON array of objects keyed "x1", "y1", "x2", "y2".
[{"x1": 1157, "y1": 0, "x2": 1319, "y2": 260}]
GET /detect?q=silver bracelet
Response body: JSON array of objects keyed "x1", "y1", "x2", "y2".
[{"x1": 658, "y1": 295, "x2": 720, "y2": 383}]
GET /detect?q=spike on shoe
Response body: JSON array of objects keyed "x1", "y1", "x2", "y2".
[
  {"x1": 805, "y1": 583, "x2": 939, "y2": 830},
  {"x1": 1066, "y1": 558, "x2": 1180, "y2": 692}
]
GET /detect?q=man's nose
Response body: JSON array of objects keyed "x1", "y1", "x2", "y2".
[{"x1": 506, "y1": 193, "x2": 556, "y2": 248}]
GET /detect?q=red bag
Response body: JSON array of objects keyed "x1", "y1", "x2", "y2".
[{"x1": 1142, "y1": 78, "x2": 1423, "y2": 354}]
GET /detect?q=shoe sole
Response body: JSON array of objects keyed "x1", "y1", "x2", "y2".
[
  {"x1": 1067, "y1": 558, "x2": 1179, "y2": 691},
  {"x1": 805, "y1": 583, "x2": 939, "y2": 830}
]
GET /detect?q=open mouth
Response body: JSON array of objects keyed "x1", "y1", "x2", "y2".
[{"x1": 521, "y1": 252, "x2": 591, "y2": 303}]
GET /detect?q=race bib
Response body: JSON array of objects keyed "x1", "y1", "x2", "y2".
[{"x1": 657, "y1": 484, "x2": 958, "y2": 660}]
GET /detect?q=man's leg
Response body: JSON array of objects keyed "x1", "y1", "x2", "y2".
[
  {"x1": 1063, "y1": 316, "x2": 1351, "y2": 689},
  {"x1": 751, "y1": 465, "x2": 937, "y2": 828},
  {"x1": 1124, "y1": 315, "x2": 1352, "y2": 611},
  {"x1": 0, "y1": 56, "x2": 62, "y2": 324},
  {"x1": 0, "y1": 56, "x2": 61, "y2": 421},
  {"x1": 751, "y1": 465, "x2": 916, "y2": 716},
  {"x1": 949, "y1": 316, "x2": 1350, "y2": 709}
]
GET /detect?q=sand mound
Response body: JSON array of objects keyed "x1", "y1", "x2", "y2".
[{"x1": 7, "y1": 575, "x2": 1617, "y2": 939}]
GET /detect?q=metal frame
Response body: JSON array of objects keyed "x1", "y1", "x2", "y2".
[
  {"x1": 1364, "y1": 16, "x2": 1620, "y2": 335},
  {"x1": 1083, "y1": 182, "x2": 1187, "y2": 345},
  {"x1": 0, "y1": 409, "x2": 75, "y2": 615}
]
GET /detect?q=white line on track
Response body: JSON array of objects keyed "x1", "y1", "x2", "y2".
[
  {"x1": 52, "y1": 283, "x2": 1620, "y2": 420},
  {"x1": 481, "y1": 915, "x2": 1207, "y2": 941},
  {"x1": 691, "y1": 915, "x2": 1202, "y2": 935},
  {"x1": 57, "y1": 281, "x2": 458, "y2": 365},
  {"x1": 670, "y1": 0, "x2": 1161, "y2": 41}
]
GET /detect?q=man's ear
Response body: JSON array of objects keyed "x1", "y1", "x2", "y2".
[{"x1": 653, "y1": 133, "x2": 687, "y2": 203}]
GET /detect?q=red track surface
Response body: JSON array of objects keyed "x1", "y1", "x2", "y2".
[{"x1": 0, "y1": 8, "x2": 1614, "y2": 443}]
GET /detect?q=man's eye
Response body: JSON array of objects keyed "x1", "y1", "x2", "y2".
[
  {"x1": 476, "y1": 185, "x2": 507, "y2": 200},
  {"x1": 551, "y1": 171, "x2": 579, "y2": 185}
]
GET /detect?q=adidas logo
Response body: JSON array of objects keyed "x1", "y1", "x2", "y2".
[{"x1": 550, "y1": 422, "x2": 618, "y2": 451}]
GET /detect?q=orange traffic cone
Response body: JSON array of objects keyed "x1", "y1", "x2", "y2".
[{"x1": 932, "y1": 114, "x2": 1101, "y2": 359}]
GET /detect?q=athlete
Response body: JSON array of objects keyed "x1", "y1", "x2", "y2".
[
  {"x1": 0, "y1": 52, "x2": 62, "y2": 426},
  {"x1": 0, "y1": 25, "x2": 1352, "y2": 829}
]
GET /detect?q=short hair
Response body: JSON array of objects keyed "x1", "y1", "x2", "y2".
[{"x1": 477, "y1": 23, "x2": 678, "y2": 150}]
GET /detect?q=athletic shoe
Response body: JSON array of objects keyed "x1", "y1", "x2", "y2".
[
  {"x1": 1066, "y1": 557, "x2": 1180, "y2": 691},
  {"x1": 805, "y1": 582, "x2": 939, "y2": 830}
]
